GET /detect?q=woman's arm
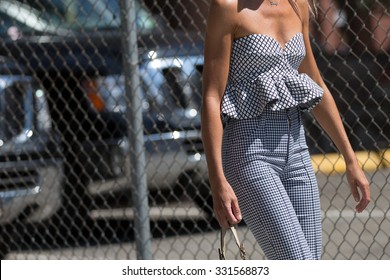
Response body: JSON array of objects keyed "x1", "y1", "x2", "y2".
[
  {"x1": 201, "y1": 0, "x2": 242, "y2": 228},
  {"x1": 297, "y1": 0, "x2": 370, "y2": 213}
]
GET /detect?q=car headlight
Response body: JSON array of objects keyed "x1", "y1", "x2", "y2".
[
  {"x1": 0, "y1": 75, "x2": 52, "y2": 151},
  {"x1": 142, "y1": 56, "x2": 203, "y2": 129}
]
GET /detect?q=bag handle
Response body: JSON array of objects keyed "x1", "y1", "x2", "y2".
[{"x1": 218, "y1": 226, "x2": 246, "y2": 260}]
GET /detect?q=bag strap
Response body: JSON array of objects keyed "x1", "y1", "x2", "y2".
[{"x1": 218, "y1": 226, "x2": 246, "y2": 260}]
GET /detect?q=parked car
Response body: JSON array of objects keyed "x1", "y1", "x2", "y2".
[
  {"x1": 0, "y1": 0, "x2": 210, "y2": 257},
  {"x1": 303, "y1": 47, "x2": 390, "y2": 154}
]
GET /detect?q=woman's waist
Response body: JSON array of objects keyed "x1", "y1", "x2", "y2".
[
  {"x1": 223, "y1": 105, "x2": 301, "y2": 124},
  {"x1": 260, "y1": 105, "x2": 300, "y2": 120}
]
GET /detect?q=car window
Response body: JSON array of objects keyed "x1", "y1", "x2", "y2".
[{"x1": 0, "y1": 0, "x2": 158, "y2": 37}]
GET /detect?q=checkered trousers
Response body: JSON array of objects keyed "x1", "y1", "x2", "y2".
[{"x1": 222, "y1": 107, "x2": 322, "y2": 260}]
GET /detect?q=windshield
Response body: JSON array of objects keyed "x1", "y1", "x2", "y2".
[{"x1": 0, "y1": 0, "x2": 158, "y2": 37}]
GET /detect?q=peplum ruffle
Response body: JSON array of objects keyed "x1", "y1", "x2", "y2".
[{"x1": 221, "y1": 72, "x2": 323, "y2": 119}]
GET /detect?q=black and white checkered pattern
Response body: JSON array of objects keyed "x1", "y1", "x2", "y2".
[
  {"x1": 222, "y1": 107, "x2": 322, "y2": 260},
  {"x1": 221, "y1": 33, "x2": 323, "y2": 120}
]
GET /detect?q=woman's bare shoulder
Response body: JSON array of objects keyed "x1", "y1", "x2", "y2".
[
  {"x1": 294, "y1": 0, "x2": 310, "y2": 22},
  {"x1": 207, "y1": 0, "x2": 239, "y2": 32},
  {"x1": 210, "y1": 0, "x2": 238, "y2": 13},
  {"x1": 294, "y1": 0, "x2": 309, "y2": 8}
]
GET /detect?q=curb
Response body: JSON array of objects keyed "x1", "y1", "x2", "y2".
[{"x1": 311, "y1": 149, "x2": 390, "y2": 174}]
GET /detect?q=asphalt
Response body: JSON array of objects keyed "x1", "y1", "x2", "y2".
[{"x1": 4, "y1": 164, "x2": 390, "y2": 260}]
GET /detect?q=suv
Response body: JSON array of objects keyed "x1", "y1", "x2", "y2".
[{"x1": 0, "y1": 0, "x2": 210, "y2": 256}]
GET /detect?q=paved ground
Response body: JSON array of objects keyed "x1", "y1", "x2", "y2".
[{"x1": 4, "y1": 168, "x2": 390, "y2": 260}]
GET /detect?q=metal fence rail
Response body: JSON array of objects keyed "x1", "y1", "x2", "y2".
[{"x1": 0, "y1": 0, "x2": 389, "y2": 260}]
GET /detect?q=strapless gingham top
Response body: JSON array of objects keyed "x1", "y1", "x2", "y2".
[{"x1": 221, "y1": 33, "x2": 323, "y2": 119}]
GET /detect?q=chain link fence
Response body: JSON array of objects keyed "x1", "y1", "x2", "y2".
[{"x1": 0, "y1": 0, "x2": 389, "y2": 260}]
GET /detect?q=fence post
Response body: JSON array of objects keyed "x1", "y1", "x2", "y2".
[{"x1": 119, "y1": 0, "x2": 152, "y2": 260}]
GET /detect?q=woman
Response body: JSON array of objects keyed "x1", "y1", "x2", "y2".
[{"x1": 201, "y1": 0, "x2": 370, "y2": 260}]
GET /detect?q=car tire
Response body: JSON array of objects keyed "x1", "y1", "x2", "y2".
[
  {"x1": 0, "y1": 228, "x2": 9, "y2": 259},
  {"x1": 181, "y1": 172, "x2": 214, "y2": 216}
]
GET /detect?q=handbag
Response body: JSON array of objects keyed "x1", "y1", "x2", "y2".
[{"x1": 218, "y1": 226, "x2": 246, "y2": 260}]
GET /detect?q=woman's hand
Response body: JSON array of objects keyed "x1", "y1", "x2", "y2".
[
  {"x1": 211, "y1": 179, "x2": 242, "y2": 229},
  {"x1": 345, "y1": 161, "x2": 370, "y2": 213}
]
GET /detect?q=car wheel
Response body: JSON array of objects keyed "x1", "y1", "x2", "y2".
[
  {"x1": 181, "y1": 172, "x2": 214, "y2": 216},
  {"x1": 53, "y1": 152, "x2": 95, "y2": 246},
  {"x1": 0, "y1": 227, "x2": 10, "y2": 259}
]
